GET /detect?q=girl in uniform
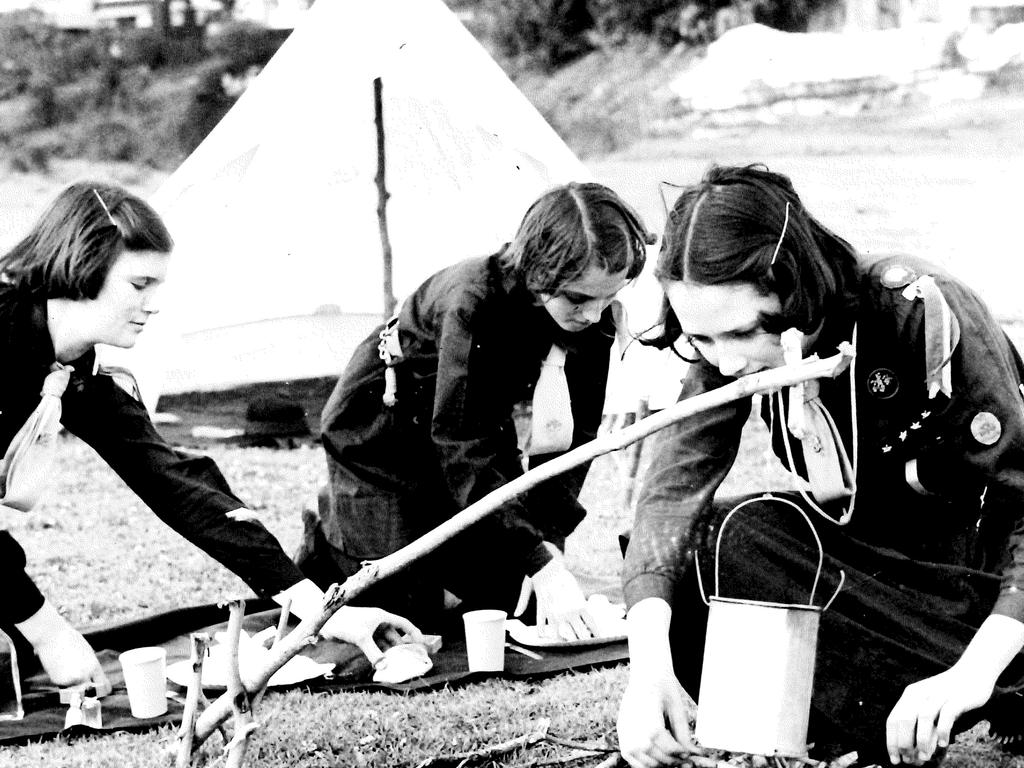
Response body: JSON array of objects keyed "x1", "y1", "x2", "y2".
[
  {"x1": 299, "y1": 181, "x2": 652, "y2": 640},
  {"x1": 617, "y1": 165, "x2": 1024, "y2": 767},
  {"x1": 0, "y1": 182, "x2": 420, "y2": 692}
]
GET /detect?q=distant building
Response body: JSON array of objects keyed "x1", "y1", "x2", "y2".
[
  {"x1": 843, "y1": 0, "x2": 1024, "y2": 30},
  {"x1": 12, "y1": 0, "x2": 312, "y2": 30}
]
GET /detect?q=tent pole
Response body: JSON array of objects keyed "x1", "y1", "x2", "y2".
[{"x1": 374, "y1": 76, "x2": 397, "y2": 318}]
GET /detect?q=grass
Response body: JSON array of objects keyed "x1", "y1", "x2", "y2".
[{"x1": 1, "y1": 412, "x2": 1023, "y2": 767}]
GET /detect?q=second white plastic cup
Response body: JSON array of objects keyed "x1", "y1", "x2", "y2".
[
  {"x1": 119, "y1": 646, "x2": 167, "y2": 718},
  {"x1": 462, "y1": 609, "x2": 507, "y2": 672}
]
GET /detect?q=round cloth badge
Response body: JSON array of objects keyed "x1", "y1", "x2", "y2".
[
  {"x1": 971, "y1": 411, "x2": 1002, "y2": 445},
  {"x1": 881, "y1": 265, "x2": 917, "y2": 289},
  {"x1": 866, "y1": 368, "x2": 900, "y2": 399}
]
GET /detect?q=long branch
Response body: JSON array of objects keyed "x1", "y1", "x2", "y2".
[{"x1": 187, "y1": 348, "x2": 852, "y2": 749}]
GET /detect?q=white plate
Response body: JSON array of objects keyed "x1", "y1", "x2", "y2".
[
  {"x1": 165, "y1": 654, "x2": 334, "y2": 690},
  {"x1": 505, "y1": 618, "x2": 627, "y2": 649},
  {"x1": 165, "y1": 628, "x2": 334, "y2": 690}
]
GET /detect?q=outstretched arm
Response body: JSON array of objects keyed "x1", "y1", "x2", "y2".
[{"x1": 617, "y1": 598, "x2": 694, "y2": 768}]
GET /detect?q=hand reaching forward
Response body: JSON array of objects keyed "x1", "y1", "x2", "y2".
[
  {"x1": 320, "y1": 606, "x2": 424, "y2": 666},
  {"x1": 617, "y1": 669, "x2": 695, "y2": 768},
  {"x1": 522, "y1": 555, "x2": 599, "y2": 641},
  {"x1": 885, "y1": 666, "x2": 993, "y2": 765},
  {"x1": 16, "y1": 601, "x2": 110, "y2": 693},
  {"x1": 886, "y1": 615, "x2": 1024, "y2": 765}
]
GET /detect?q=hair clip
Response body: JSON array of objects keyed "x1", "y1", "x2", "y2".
[
  {"x1": 770, "y1": 201, "x2": 791, "y2": 266},
  {"x1": 657, "y1": 180, "x2": 686, "y2": 220},
  {"x1": 92, "y1": 188, "x2": 118, "y2": 228}
]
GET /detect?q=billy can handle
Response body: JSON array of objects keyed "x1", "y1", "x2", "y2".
[{"x1": 695, "y1": 493, "x2": 845, "y2": 610}]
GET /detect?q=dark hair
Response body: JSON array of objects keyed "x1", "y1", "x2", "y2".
[
  {"x1": 648, "y1": 164, "x2": 859, "y2": 350},
  {"x1": 0, "y1": 181, "x2": 173, "y2": 300},
  {"x1": 500, "y1": 181, "x2": 653, "y2": 296}
]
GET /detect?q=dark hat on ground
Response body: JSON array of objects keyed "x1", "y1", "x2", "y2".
[{"x1": 243, "y1": 395, "x2": 311, "y2": 438}]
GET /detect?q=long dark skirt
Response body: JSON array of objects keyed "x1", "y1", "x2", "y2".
[{"x1": 668, "y1": 492, "x2": 1024, "y2": 763}]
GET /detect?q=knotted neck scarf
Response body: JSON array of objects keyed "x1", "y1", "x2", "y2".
[
  {"x1": 0, "y1": 363, "x2": 72, "y2": 513},
  {"x1": 777, "y1": 328, "x2": 859, "y2": 525}
]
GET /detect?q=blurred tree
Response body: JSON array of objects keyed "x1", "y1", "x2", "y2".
[
  {"x1": 589, "y1": 0, "x2": 683, "y2": 44},
  {"x1": 151, "y1": 0, "x2": 171, "y2": 34},
  {"x1": 483, "y1": 0, "x2": 594, "y2": 68}
]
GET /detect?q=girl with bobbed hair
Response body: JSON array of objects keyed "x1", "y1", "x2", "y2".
[
  {"x1": 618, "y1": 165, "x2": 1024, "y2": 767},
  {"x1": 301, "y1": 181, "x2": 652, "y2": 641},
  {"x1": 0, "y1": 182, "x2": 420, "y2": 694}
]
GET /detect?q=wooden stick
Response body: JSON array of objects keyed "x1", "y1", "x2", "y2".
[
  {"x1": 175, "y1": 632, "x2": 211, "y2": 768},
  {"x1": 187, "y1": 349, "x2": 853, "y2": 749},
  {"x1": 374, "y1": 75, "x2": 396, "y2": 318},
  {"x1": 251, "y1": 597, "x2": 292, "y2": 711},
  {"x1": 273, "y1": 597, "x2": 291, "y2": 647},
  {"x1": 334, "y1": 348, "x2": 853, "y2": 599},
  {"x1": 223, "y1": 600, "x2": 258, "y2": 768},
  {"x1": 415, "y1": 717, "x2": 551, "y2": 767}
]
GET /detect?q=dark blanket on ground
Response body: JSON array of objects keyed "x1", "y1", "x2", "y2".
[{"x1": 0, "y1": 597, "x2": 628, "y2": 746}]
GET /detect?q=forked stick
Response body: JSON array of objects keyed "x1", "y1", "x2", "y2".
[
  {"x1": 223, "y1": 600, "x2": 258, "y2": 768},
  {"x1": 175, "y1": 632, "x2": 210, "y2": 768},
  {"x1": 186, "y1": 348, "x2": 854, "y2": 752}
]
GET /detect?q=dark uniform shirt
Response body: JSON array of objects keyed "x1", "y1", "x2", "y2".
[
  {"x1": 624, "y1": 255, "x2": 1024, "y2": 623},
  {"x1": 320, "y1": 252, "x2": 614, "y2": 573},
  {"x1": 0, "y1": 286, "x2": 304, "y2": 625}
]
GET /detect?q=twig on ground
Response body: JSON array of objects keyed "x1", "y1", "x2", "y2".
[
  {"x1": 543, "y1": 735, "x2": 616, "y2": 753},
  {"x1": 519, "y1": 748, "x2": 605, "y2": 766},
  {"x1": 589, "y1": 754, "x2": 625, "y2": 768},
  {"x1": 415, "y1": 718, "x2": 552, "y2": 767}
]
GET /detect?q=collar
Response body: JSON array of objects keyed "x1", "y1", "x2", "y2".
[{"x1": 19, "y1": 291, "x2": 97, "y2": 381}]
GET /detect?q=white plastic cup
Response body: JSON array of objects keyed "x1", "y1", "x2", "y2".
[
  {"x1": 119, "y1": 647, "x2": 168, "y2": 718},
  {"x1": 462, "y1": 609, "x2": 507, "y2": 672}
]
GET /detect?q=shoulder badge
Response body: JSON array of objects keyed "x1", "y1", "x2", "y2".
[
  {"x1": 880, "y1": 265, "x2": 917, "y2": 289},
  {"x1": 866, "y1": 368, "x2": 899, "y2": 399},
  {"x1": 970, "y1": 411, "x2": 1002, "y2": 446}
]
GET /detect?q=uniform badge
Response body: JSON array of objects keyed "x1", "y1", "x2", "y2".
[
  {"x1": 970, "y1": 411, "x2": 1002, "y2": 445},
  {"x1": 881, "y1": 265, "x2": 917, "y2": 289},
  {"x1": 866, "y1": 368, "x2": 899, "y2": 399}
]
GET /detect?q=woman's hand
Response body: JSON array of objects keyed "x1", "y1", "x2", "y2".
[
  {"x1": 16, "y1": 601, "x2": 109, "y2": 692},
  {"x1": 618, "y1": 597, "x2": 694, "y2": 768},
  {"x1": 618, "y1": 666, "x2": 694, "y2": 767},
  {"x1": 320, "y1": 606, "x2": 424, "y2": 666},
  {"x1": 528, "y1": 557, "x2": 598, "y2": 640},
  {"x1": 885, "y1": 666, "x2": 992, "y2": 764},
  {"x1": 886, "y1": 615, "x2": 1024, "y2": 765}
]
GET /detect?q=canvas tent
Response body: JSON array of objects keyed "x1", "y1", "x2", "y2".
[{"x1": 102, "y1": 0, "x2": 678, "y2": 416}]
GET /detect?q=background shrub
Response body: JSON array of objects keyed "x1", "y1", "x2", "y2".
[
  {"x1": 24, "y1": 78, "x2": 62, "y2": 129},
  {"x1": 176, "y1": 62, "x2": 238, "y2": 154},
  {"x1": 205, "y1": 20, "x2": 285, "y2": 72},
  {"x1": 481, "y1": 0, "x2": 594, "y2": 69}
]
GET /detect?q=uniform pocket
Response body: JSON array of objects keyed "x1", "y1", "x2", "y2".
[{"x1": 321, "y1": 465, "x2": 413, "y2": 559}]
